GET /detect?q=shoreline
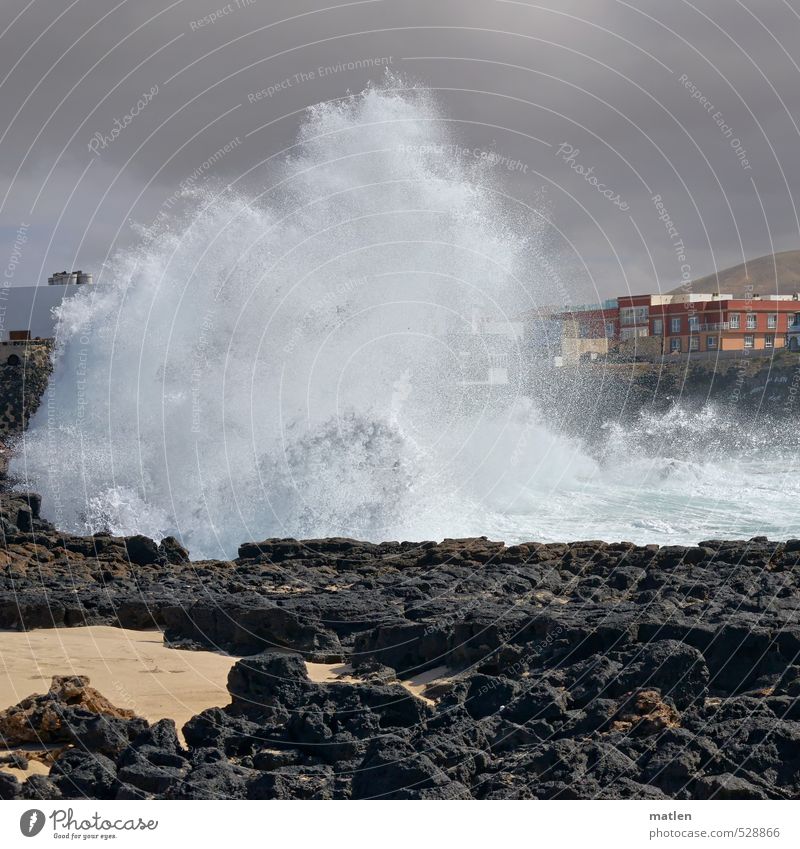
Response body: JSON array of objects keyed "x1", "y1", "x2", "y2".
[{"x1": 2, "y1": 489, "x2": 800, "y2": 800}]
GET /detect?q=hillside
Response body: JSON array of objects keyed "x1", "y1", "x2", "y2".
[{"x1": 670, "y1": 249, "x2": 800, "y2": 297}]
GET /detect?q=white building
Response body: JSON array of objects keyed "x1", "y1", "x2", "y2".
[{"x1": 0, "y1": 271, "x2": 92, "y2": 343}]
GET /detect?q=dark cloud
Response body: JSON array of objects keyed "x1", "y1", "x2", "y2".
[{"x1": 2, "y1": 0, "x2": 799, "y2": 301}]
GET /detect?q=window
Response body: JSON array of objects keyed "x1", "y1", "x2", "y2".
[
  {"x1": 652, "y1": 318, "x2": 663, "y2": 336},
  {"x1": 729, "y1": 313, "x2": 740, "y2": 329},
  {"x1": 765, "y1": 334, "x2": 775, "y2": 348},
  {"x1": 605, "y1": 321, "x2": 615, "y2": 338},
  {"x1": 789, "y1": 313, "x2": 799, "y2": 329},
  {"x1": 670, "y1": 338, "x2": 681, "y2": 353},
  {"x1": 671, "y1": 317, "x2": 681, "y2": 334},
  {"x1": 620, "y1": 306, "x2": 649, "y2": 325},
  {"x1": 707, "y1": 335, "x2": 717, "y2": 349},
  {"x1": 767, "y1": 314, "x2": 777, "y2": 329},
  {"x1": 689, "y1": 336, "x2": 699, "y2": 351},
  {"x1": 688, "y1": 315, "x2": 700, "y2": 331},
  {"x1": 744, "y1": 334, "x2": 755, "y2": 348},
  {"x1": 746, "y1": 313, "x2": 757, "y2": 329}
]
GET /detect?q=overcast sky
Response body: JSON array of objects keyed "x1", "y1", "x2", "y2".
[{"x1": 2, "y1": 0, "x2": 800, "y2": 303}]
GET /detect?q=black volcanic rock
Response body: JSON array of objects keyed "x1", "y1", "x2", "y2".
[
  {"x1": 5, "y1": 491, "x2": 800, "y2": 800},
  {"x1": 50, "y1": 750, "x2": 119, "y2": 799}
]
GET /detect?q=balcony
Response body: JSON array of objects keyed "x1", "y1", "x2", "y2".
[{"x1": 697, "y1": 322, "x2": 730, "y2": 331}]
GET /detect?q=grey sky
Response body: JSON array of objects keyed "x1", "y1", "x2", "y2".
[{"x1": 2, "y1": 0, "x2": 800, "y2": 303}]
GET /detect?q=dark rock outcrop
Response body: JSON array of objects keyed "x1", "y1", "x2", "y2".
[{"x1": 3, "y1": 492, "x2": 800, "y2": 800}]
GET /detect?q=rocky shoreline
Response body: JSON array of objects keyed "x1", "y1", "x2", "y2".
[{"x1": 2, "y1": 491, "x2": 800, "y2": 800}]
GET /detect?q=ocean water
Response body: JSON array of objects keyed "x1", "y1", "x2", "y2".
[{"x1": 11, "y1": 81, "x2": 799, "y2": 557}]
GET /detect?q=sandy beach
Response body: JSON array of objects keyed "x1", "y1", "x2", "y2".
[
  {"x1": 0, "y1": 625, "x2": 450, "y2": 783},
  {"x1": 0, "y1": 625, "x2": 240, "y2": 735}
]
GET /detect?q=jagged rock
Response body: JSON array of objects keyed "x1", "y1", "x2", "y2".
[
  {"x1": 227, "y1": 651, "x2": 312, "y2": 712},
  {"x1": 0, "y1": 772, "x2": 20, "y2": 800},
  {"x1": 124, "y1": 535, "x2": 161, "y2": 566},
  {"x1": 117, "y1": 755, "x2": 188, "y2": 795},
  {"x1": 50, "y1": 750, "x2": 118, "y2": 799},
  {"x1": 247, "y1": 765, "x2": 334, "y2": 800},
  {"x1": 613, "y1": 640, "x2": 709, "y2": 708},
  {"x1": 694, "y1": 773, "x2": 770, "y2": 800},
  {"x1": 63, "y1": 709, "x2": 148, "y2": 756},
  {"x1": 173, "y1": 760, "x2": 254, "y2": 800},
  {"x1": 0, "y1": 752, "x2": 28, "y2": 769},
  {"x1": 0, "y1": 675, "x2": 142, "y2": 746},
  {"x1": 21, "y1": 774, "x2": 62, "y2": 800},
  {"x1": 351, "y1": 736, "x2": 471, "y2": 800},
  {"x1": 158, "y1": 536, "x2": 190, "y2": 564}
]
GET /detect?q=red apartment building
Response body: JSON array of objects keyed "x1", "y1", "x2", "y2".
[{"x1": 617, "y1": 292, "x2": 800, "y2": 354}]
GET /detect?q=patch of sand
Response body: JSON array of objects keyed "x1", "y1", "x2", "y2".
[
  {"x1": 305, "y1": 661, "x2": 452, "y2": 705},
  {"x1": 0, "y1": 758, "x2": 50, "y2": 782},
  {"x1": 0, "y1": 626, "x2": 240, "y2": 742}
]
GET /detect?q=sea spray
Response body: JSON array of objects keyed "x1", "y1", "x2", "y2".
[
  {"x1": 13, "y1": 80, "x2": 574, "y2": 557},
  {"x1": 17, "y1": 80, "x2": 791, "y2": 554}
]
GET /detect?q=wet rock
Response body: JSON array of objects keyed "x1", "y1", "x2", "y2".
[
  {"x1": 124, "y1": 535, "x2": 161, "y2": 566},
  {"x1": 158, "y1": 536, "x2": 190, "y2": 564}
]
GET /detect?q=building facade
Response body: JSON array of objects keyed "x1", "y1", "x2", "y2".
[
  {"x1": 0, "y1": 270, "x2": 92, "y2": 364},
  {"x1": 617, "y1": 292, "x2": 800, "y2": 354},
  {"x1": 546, "y1": 299, "x2": 619, "y2": 362}
]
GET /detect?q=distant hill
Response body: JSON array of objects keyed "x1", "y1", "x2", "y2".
[{"x1": 669, "y1": 250, "x2": 800, "y2": 298}]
